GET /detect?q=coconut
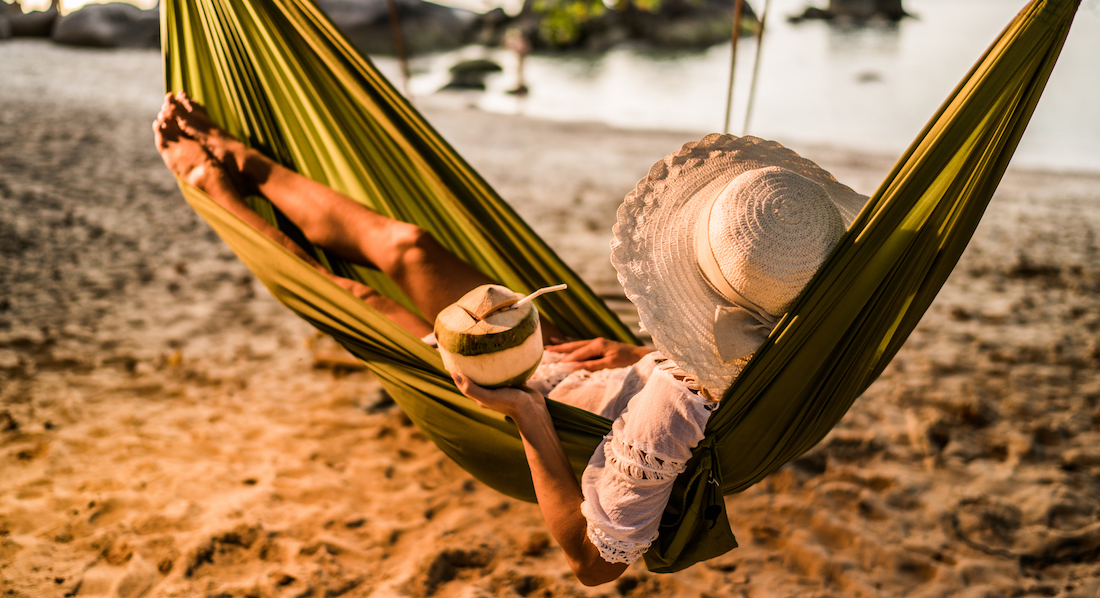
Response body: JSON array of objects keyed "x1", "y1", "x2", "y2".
[{"x1": 434, "y1": 284, "x2": 544, "y2": 388}]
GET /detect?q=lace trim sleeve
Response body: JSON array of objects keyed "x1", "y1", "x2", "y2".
[
  {"x1": 604, "y1": 433, "x2": 688, "y2": 483},
  {"x1": 586, "y1": 519, "x2": 653, "y2": 565},
  {"x1": 577, "y1": 357, "x2": 719, "y2": 567}
]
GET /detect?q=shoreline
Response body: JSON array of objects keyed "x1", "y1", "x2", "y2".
[
  {"x1": 2, "y1": 39, "x2": 1100, "y2": 598},
  {"x1": 5, "y1": 39, "x2": 1099, "y2": 180}
]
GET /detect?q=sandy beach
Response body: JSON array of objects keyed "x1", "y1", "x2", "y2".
[{"x1": 2, "y1": 39, "x2": 1100, "y2": 597}]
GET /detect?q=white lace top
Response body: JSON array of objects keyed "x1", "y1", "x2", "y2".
[{"x1": 530, "y1": 351, "x2": 718, "y2": 565}]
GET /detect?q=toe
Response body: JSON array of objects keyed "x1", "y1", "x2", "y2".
[
  {"x1": 166, "y1": 94, "x2": 186, "y2": 114},
  {"x1": 177, "y1": 91, "x2": 209, "y2": 116},
  {"x1": 175, "y1": 91, "x2": 196, "y2": 112},
  {"x1": 158, "y1": 118, "x2": 184, "y2": 144},
  {"x1": 166, "y1": 103, "x2": 187, "y2": 122},
  {"x1": 172, "y1": 115, "x2": 198, "y2": 139}
]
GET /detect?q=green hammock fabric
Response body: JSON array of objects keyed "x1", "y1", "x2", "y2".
[{"x1": 161, "y1": 0, "x2": 1082, "y2": 572}]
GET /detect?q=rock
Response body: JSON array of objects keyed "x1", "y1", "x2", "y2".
[
  {"x1": 830, "y1": 0, "x2": 908, "y2": 20},
  {"x1": 440, "y1": 58, "x2": 502, "y2": 91},
  {"x1": 316, "y1": 0, "x2": 478, "y2": 56},
  {"x1": 8, "y1": 1, "x2": 58, "y2": 37},
  {"x1": 620, "y1": 0, "x2": 759, "y2": 48},
  {"x1": 789, "y1": 0, "x2": 909, "y2": 23},
  {"x1": 580, "y1": 19, "x2": 630, "y2": 52},
  {"x1": 52, "y1": 3, "x2": 159, "y2": 49},
  {"x1": 788, "y1": 6, "x2": 831, "y2": 23},
  {"x1": 472, "y1": 6, "x2": 508, "y2": 45},
  {"x1": 523, "y1": 0, "x2": 759, "y2": 51}
]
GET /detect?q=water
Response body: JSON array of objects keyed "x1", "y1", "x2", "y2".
[
  {"x1": 20, "y1": 0, "x2": 158, "y2": 13},
  {"x1": 381, "y1": 0, "x2": 1100, "y2": 173}
]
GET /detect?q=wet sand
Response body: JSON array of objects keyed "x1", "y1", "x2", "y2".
[{"x1": 2, "y1": 40, "x2": 1100, "y2": 597}]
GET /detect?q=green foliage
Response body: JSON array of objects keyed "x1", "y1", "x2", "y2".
[
  {"x1": 534, "y1": 0, "x2": 608, "y2": 46},
  {"x1": 531, "y1": 0, "x2": 731, "y2": 48},
  {"x1": 632, "y1": 0, "x2": 662, "y2": 11}
]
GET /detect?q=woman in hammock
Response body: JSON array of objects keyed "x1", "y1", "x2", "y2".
[{"x1": 155, "y1": 91, "x2": 866, "y2": 585}]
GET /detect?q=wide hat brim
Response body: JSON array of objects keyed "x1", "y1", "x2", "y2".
[{"x1": 610, "y1": 134, "x2": 869, "y2": 394}]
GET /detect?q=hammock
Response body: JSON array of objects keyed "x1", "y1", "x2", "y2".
[{"x1": 161, "y1": 0, "x2": 1082, "y2": 572}]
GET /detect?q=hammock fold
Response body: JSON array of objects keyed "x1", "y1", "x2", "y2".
[{"x1": 162, "y1": 0, "x2": 1082, "y2": 572}]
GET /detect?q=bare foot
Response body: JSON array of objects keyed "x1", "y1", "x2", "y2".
[
  {"x1": 162, "y1": 92, "x2": 258, "y2": 179},
  {"x1": 152, "y1": 111, "x2": 228, "y2": 194}
]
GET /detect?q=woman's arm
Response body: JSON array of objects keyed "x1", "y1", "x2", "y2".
[
  {"x1": 453, "y1": 373, "x2": 628, "y2": 586},
  {"x1": 545, "y1": 337, "x2": 653, "y2": 372}
]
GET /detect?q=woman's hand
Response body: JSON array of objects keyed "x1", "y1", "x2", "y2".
[
  {"x1": 452, "y1": 372, "x2": 544, "y2": 421},
  {"x1": 451, "y1": 371, "x2": 628, "y2": 586},
  {"x1": 546, "y1": 338, "x2": 652, "y2": 372}
]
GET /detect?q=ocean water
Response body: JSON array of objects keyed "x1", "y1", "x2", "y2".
[{"x1": 380, "y1": 0, "x2": 1100, "y2": 173}]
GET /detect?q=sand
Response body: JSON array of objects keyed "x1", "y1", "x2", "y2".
[{"x1": 2, "y1": 40, "x2": 1100, "y2": 598}]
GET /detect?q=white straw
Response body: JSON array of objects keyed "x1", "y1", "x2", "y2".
[{"x1": 512, "y1": 284, "x2": 568, "y2": 308}]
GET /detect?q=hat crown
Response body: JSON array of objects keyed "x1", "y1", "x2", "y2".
[{"x1": 706, "y1": 167, "x2": 845, "y2": 316}]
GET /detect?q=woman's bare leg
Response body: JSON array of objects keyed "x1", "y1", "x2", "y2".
[
  {"x1": 163, "y1": 93, "x2": 495, "y2": 326},
  {"x1": 153, "y1": 107, "x2": 433, "y2": 338}
]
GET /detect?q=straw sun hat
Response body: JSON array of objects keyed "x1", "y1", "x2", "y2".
[{"x1": 611, "y1": 134, "x2": 868, "y2": 395}]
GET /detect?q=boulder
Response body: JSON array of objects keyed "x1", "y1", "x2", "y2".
[
  {"x1": 620, "y1": 0, "x2": 760, "y2": 48},
  {"x1": 513, "y1": 0, "x2": 760, "y2": 51},
  {"x1": 787, "y1": 6, "x2": 831, "y2": 22},
  {"x1": 8, "y1": 1, "x2": 58, "y2": 37},
  {"x1": 831, "y1": 0, "x2": 907, "y2": 20},
  {"x1": 440, "y1": 58, "x2": 502, "y2": 90},
  {"x1": 789, "y1": 0, "x2": 909, "y2": 23},
  {"x1": 52, "y1": 2, "x2": 159, "y2": 48},
  {"x1": 316, "y1": 0, "x2": 478, "y2": 56},
  {"x1": 471, "y1": 6, "x2": 509, "y2": 46}
]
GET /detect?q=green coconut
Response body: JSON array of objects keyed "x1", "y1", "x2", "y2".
[{"x1": 434, "y1": 284, "x2": 544, "y2": 388}]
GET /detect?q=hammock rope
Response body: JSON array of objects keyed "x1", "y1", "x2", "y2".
[
  {"x1": 161, "y1": 0, "x2": 1082, "y2": 572},
  {"x1": 742, "y1": 0, "x2": 769, "y2": 134},
  {"x1": 722, "y1": 0, "x2": 746, "y2": 133}
]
